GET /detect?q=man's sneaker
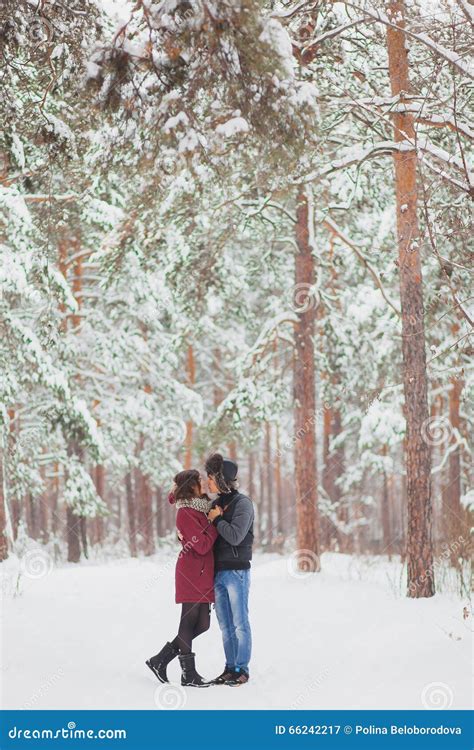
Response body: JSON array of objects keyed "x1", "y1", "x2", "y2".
[
  {"x1": 226, "y1": 669, "x2": 249, "y2": 686},
  {"x1": 210, "y1": 668, "x2": 236, "y2": 685}
]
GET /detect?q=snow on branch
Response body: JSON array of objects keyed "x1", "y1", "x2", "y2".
[
  {"x1": 350, "y1": 5, "x2": 474, "y2": 80},
  {"x1": 297, "y1": 138, "x2": 472, "y2": 195},
  {"x1": 456, "y1": 0, "x2": 474, "y2": 26},
  {"x1": 295, "y1": 17, "x2": 376, "y2": 62},
  {"x1": 296, "y1": 140, "x2": 406, "y2": 183},
  {"x1": 241, "y1": 311, "x2": 298, "y2": 376},
  {"x1": 322, "y1": 217, "x2": 401, "y2": 318}
]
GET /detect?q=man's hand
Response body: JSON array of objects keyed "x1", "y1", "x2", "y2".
[{"x1": 208, "y1": 506, "x2": 223, "y2": 523}]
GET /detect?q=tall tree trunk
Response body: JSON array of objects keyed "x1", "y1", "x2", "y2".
[
  {"x1": 140, "y1": 471, "x2": 155, "y2": 556},
  {"x1": 79, "y1": 517, "x2": 88, "y2": 559},
  {"x1": 248, "y1": 451, "x2": 255, "y2": 499},
  {"x1": 259, "y1": 461, "x2": 266, "y2": 543},
  {"x1": 125, "y1": 472, "x2": 137, "y2": 557},
  {"x1": 386, "y1": 1, "x2": 434, "y2": 597},
  {"x1": 381, "y1": 445, "x2": 392, "y2": 560},
  {"x1": 447, "y1": 373, "x2": 466, "y2": 562},
  {"x1": 228, "y1": 441, "x2": 237, "y2": 461},
  {"x1": 275, "y1": 424, "x2": 284, "y2": 537},
  {"x1": 321, "y1": 406, "x2": 333, "y2": 551},
  {"x1": 293, "y1": 187, "x2": 320, "y2": 572},
  {"x1": 322, "y1": 405, "x2": 345, "y2": 552},
  {"x1": 184, "y1": 344, "x2": 195, "y2": 469},
  {"x1": 65, "y1": 440, "x2": 83, "y2": 563},
  {"x1": 59, "y1": 242, "x2": 81, "y2": 563},
  {"x1": 94, "y1": 464, "x2": 105, "y2": 544},
  {"x1": 0, "y1": 435, "x2": 9, "y2": 560},
  {"x1": 156, "y1": 486, "x2": 165, "y2": 538},
  {"x1": 430, "y1": 388, "x2": 444, "y2": 544},
  {"x1": 165, "y1": 489, "x2": 174, "y2": 534},
  {"x1": 51, "y1": 463, "x2": 59, "y2": 537},
  {"x1": 116, "y1": 489, "x2": 122, "y2": 536},
  {"x1": 66, "y1": 505, "x2": 81, "y2": 563},
  {"x1": 25, "y1": 492, "x2": 37, "y2": 539},
  {"x1": 38, "y1": 465, "x2": 49, "y2": 543},
  {"x1": 264, "y1": 422, "x2": 274, "y2": 547},
  {"x1": 248, "y1": 452, "x2": 260, "y2": 545}
]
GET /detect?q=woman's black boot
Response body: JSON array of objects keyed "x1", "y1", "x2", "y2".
[
  {"x1": 146, "y1": 642, "x2": 179, "y2": 683},
  {"x1": 179, "y1": 653, "x2": 210, "y2": 688}
]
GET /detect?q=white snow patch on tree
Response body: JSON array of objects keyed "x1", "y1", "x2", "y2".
[
  {"x1": 215, "y1": 117, "x2": 249, "y2": 138},
  {"x1": 259, "y1": 18, "x2": 294, "y2": 79}
]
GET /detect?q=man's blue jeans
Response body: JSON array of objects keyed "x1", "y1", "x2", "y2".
[{"x1": 214, "y1": 569, "x2": 252, "y2": 673}]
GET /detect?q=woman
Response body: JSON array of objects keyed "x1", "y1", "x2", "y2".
[{"x1": 146, "y1": 469, "x2": 217, "y2": 688}]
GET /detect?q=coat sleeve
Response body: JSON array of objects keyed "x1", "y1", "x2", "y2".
[
  {"x1": 176, "y1": 509, "x2": 218, "y2": 556},
  {"x1": 214, "y1": 497, "x2": 254, "y2": 546}
]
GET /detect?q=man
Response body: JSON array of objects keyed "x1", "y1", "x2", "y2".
[{"x1": 206, "y1": 453, "x2": 254, "y2": 686}]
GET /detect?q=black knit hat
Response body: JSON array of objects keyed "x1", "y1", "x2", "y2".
[{"x1": 205, "y1": 453, "x2": 238, "y2": 493}]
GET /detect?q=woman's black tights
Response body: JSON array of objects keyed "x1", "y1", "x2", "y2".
[{"x1": 172, "y1": 603, "x2": 211, "y2": 655}]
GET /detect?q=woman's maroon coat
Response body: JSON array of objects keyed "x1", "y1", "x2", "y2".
[{"x1": 175, "y1": 507, "x2": 218, "y2": 604}]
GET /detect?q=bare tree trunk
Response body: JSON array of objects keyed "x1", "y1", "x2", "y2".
[
  {"x1": 381, "y1": 445, "x2": 392, "y2": 560},
  {"x1": 125, "y1": 471, "x2": 137, "y2": 557},
  {"x1": 80, "y1": 517, "x2": 89, "y2": 559},
  {"x1": 259, "y1": 460, "x2": 266, "y2": 543},
  {"x1": 0, "y1": 440, "x2": 9, "y2": 560},
  {"x1": 228, "y1": 441, "x2": 237, "y2": 461},
  {"x1": 248, "y1": 451, "x2": 255, "y2": 499},
  {"x1": 386, "y1": 1, "x2": 434, "y2": 597},
  {"x1": 38, "y1": 465, "x2": 49, "y2": 543},
  {"x1": 321, "y1": 406, "x2": 333, "y2": 551},
  {"x1": 11, "y1": 497, "x2": 21, "y2": 540},
  {"x1": 140, "y1": 472, "x2": 155, "y2": 556},
  {"x1": 275, "y1": 425, "x2": 284, "y2": 537},
  {"x1": 59, "y1": 242, "x2": 81, "y2": 564},
  {"x1": 248, "y1": 451, "x2": 260, "y2": 546},
  {"x1": 265, "y1": 422, "x2": 274, "y2": 547},
  {"x1": 447, "y1": 373, "x2": 468, "y2": 564},
  {"x1": 51, "y1": 463, "x2": 59, "y2": 537},
  {"x1": 94, "y1": 464, "x2": 105, "y2": 544},
  {"x1": 293, "y1": 187, "x2": 320, "y2": 572},
  {"x1": 166, "y1": 491, "x2": 174, "y2": 533},
  {"x1": 66, "y1": 505, "x2": 81, "y2": 563},
  {"x1": 184, "y1": 344, "x2": 195, "y2": 469},
  {"x1": 25, "y1": 493, "x2": 37, "y2": 539},
  {"x1": 156, "y1": 486, "x2": 165, "y2": 538},
  {"x1": 430, "y1": 389, "x2": 444, "y2": 545}
]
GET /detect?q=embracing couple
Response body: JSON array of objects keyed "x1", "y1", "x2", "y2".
[{"x1": 146, "y1": 453, "x2": 254, "y2": 688}]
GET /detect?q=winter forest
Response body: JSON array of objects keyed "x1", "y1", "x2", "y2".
[{"x1": 0, "y1": 0, "x2": 473, "y2": 712}]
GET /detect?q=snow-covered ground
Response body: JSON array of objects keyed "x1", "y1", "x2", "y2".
[{"x1": 1, "y1": 549, "x2": 471, "y2": 711}]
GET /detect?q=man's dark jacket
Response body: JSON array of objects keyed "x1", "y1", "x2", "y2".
[{"x1": 212, "y1": 489, "x2": 254, "y2": 570}]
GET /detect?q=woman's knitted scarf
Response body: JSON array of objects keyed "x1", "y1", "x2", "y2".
[{"x1": 175, "y1": 497, "x2": 212, "y2": 514}]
